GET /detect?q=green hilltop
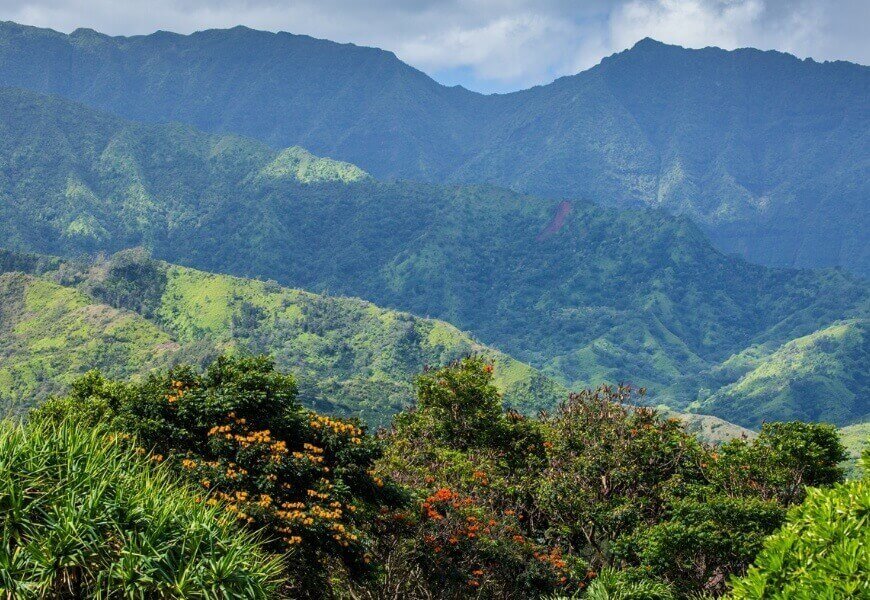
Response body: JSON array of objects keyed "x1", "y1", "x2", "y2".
[
  {"x1": 700, "y1": 320, "x2": 868, "y2": 428},
  {"x1": 839, "y1": 422, "x2": 870, "y2": 478},
  {"x1": 0, "y1": 272, "x2": 176, "y2": 415},
  {"x1": 0, "y1": 87, "x2": 865, "y2": 428}
]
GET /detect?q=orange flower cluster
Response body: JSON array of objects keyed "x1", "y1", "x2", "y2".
[
  {"x1": 471, "y1": 470, "x2": 489, "y2": 485},
  {"x1": 166, "y1": 380, "x2": 186, "y2": 404},
  {"x1": 422, "y1": 488, "x2": 457, "y2": 520},
  {"x1": 225, "y1": 463, "x2": 249, "y2": 480},
  {"x1": 309, "y1": 414, "x2": 362, "y2": 439},
  {"x1": 533, "y1": 547, "x2": 568, "y2": 575},
  {"x1": 192, "y1": 410, "x2": 375, "y2": 556}
]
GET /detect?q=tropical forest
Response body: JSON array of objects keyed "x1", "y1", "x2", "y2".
[{"x1": 0, "y1": 6, "x2": 866, "y2": 599}]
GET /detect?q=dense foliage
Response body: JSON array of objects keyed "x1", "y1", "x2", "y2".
[
  {"x1": 370, "y1": 359, "x2": 850, "y2": 598},
  {"x1": 10, "y1": 354, "x2": 864, "y2": 598},
  {"x1": 0, "y1": 418, "x2": 283, "y2": 598},
  {"x1": 0, "y1": 23, "x2": 866, "y2": 274},
  {"x1": 728, "y1": 451, "x2": 869, "y2": 599},
  {"x1": 35, "y1": 355, "x2": 402, "y2": 595},
  {"x1": 0, "y1": 88, "x2": 865, "y2": 426}
]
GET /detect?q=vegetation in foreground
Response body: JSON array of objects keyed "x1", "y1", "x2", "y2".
[
  {"x1": 25, "y1": 354, "x2": 865, "y2": 598},
  {"x1": 0, "y1": 419, "x2": 283, "y2": 598},
  {"x1": 728, "y1": 449, "x2": 869, "y2": 599}
]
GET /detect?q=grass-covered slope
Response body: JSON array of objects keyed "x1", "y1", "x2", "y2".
[
  {"x1": 701, "y1": 320, "x2": 869, "y2": 428},
  {"x1": 839, "y1": 422, "x2": 870, "y2": 478},
  {"x1": 0, "y1": 23, "x2": 865, "y2": 274},
  {"x1": 0, "y1": 87, "x2": 865, "y2": 426},
  {"x1": 0, "y1": 272, "x2": 177, "y2": 415},
  {"x1": 0, "y1": 251, "x2": 565, "y2": 425},
  {"x1": 79, "y1": 251, "x2": 566, "y2": 425}
]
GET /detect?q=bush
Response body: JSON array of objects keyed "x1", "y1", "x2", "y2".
[
  {"x1": 727, "y1": 452, "x2": 869, "y2": 599},
  {"x1": 707, "y1": 422, "x2": 847, "y2": 506},
  {"x1": 616, "y1": 495, "x2": 784, "y2": 594},
  {"x1": 0, "y1": 418, "x2": 283, "y2": 598},
  {"x1": 582, "y1": 568, "x2": 676, "y2": 600},
  {"x1": 34, "y1": 354, "x2": 403, "y2": 596}
]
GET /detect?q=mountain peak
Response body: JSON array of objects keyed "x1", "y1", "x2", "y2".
[{"x1": 632, "y1": 37, "x2": 667, "y2": 49}]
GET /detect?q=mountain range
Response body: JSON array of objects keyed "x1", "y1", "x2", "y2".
[
  {"x1": 0, "y1": 86, "x2": 865, "y2": 428},
  {"x1": 1, "y1": 247, "x2": 755, "y2": 444},
  {"x1": 0, "y1": 21, "x2": 866, "y2": 275}
]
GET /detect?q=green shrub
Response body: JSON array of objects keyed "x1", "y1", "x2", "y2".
[
  {"x1": 727, "y1": 453, "x2": 869, "y2": 599},
  {"x1": 582, "y1": 568, "x2": 676, "y2": 600},
  {"x1": 0, "y1": 418, "x2": 283, "y2": 598},
  {"x1": 34, "y1": 354, "x2": 403, "y2": 596}
]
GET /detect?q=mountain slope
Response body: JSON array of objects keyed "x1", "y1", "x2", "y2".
[
  {"x1": 0, "y1": 88, "x2": 865, "y2": 426},
  {"x1": 79, "y1": 251, "x2": 566, "y2": 424},
  {"x1": 0, "y1": 250, "x2": 566, "y2": 425},
  {"x1": 700, "y1": 320, "x2": 869, "y2": 427},
  {"x1": 0, "y1": 272, "x2": 177, "y2": 414},
  {"x1": 839, "y1": 422, "x2": 869, "y2": 477},
  {"x1": 0, "y1": 22, "x2": 865, "y2": 274}
]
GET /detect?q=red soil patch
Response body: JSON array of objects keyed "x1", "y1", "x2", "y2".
[{"x1": 536, "y1": 201, "x2": 572, "y2": 241}]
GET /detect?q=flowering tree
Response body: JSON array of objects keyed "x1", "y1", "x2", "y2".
[{"x1": 35, "y1": 355, "x2": 403, "y2": 596}]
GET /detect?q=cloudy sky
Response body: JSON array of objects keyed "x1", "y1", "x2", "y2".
[{"x1": 2, "y1": 0, "x2": 867, "y2": 93}]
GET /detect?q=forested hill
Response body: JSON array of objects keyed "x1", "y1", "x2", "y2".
[
  {"x1": 0, "y1": 249, "x2": 566, "y2": 425},
  {"x1": 0, "y1": 87, "x2": 866, "y2": 427},
  {"x1": 0, "y1": 22, "x2": 866, "y2": 274}
]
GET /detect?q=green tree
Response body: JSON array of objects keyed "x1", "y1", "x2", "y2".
[
  {"x1": 727, "y1": 451, "x2": 869, "y2": 599},
  {"x1": 535, "y1": 386, "x2": 705, "y2": 567},
  {"x1": 415, "y1": 356, "x2": 506, "y2": 449},
  {"x1": 34, "y1": 355, "x2": 402, "y2": 597}
]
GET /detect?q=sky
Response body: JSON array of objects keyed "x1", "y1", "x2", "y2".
[{"x1": 1, "y1": 0, "x2": 867, "y2": 93}]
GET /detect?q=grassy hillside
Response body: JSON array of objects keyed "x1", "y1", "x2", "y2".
[
  {"x1": 839, "y1": 422, "x2": 870, "y2": 478},
  {"x1": 0, "y1": 251, "x2": 565, "y2": 425},
  {"x1": 0, "y1": 272, "x2": 177, "y2": 415},
  {"x1": 700, "y1": 320, "x2": 868, "y2": 428},
  {"x1": 0, "y1": 23, "x2": 865, "y2": 274},
  {"x1": 81, "y1": 251, "x2": 566, "y2": 424},
  {"x1": 0, "y1": 87, "x2": 865, "y2": 427}
]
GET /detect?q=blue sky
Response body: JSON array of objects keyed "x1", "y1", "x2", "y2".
[{"x1": 1, "y1": 0, "x2": 867, "y2": 93}]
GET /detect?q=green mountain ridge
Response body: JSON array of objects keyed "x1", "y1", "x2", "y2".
[
  {"x1": 700, "y1": 320, "x2": 869, "y2": 427},
  {"x1": 0, "y1": 249, "x2": 567, "y2": 426},
  {"x1": 0, "y1": 22, "x2": 866, "y2": 274},
  {"x1": 0, "y1": 248, "x2": 755, "y2": 442},
  {"x1": 0, "y1": 87, "x2": 866, "y2": 427}
]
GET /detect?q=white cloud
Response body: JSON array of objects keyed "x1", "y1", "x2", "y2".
[
  {"x1": 610, "y1": 0, "x2": 764, "y2": 51},
  {"x1": 0, "y1": 0, "x2": 866, "y2": 92}
]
